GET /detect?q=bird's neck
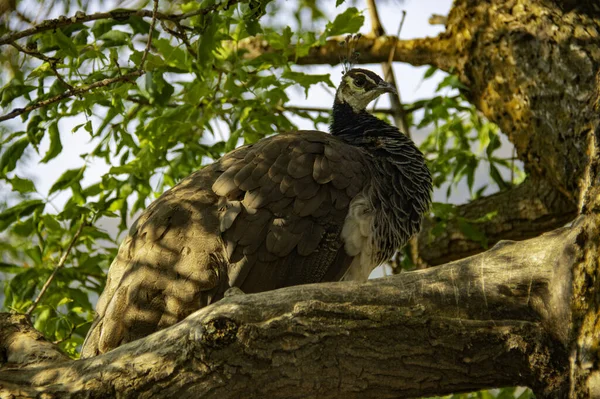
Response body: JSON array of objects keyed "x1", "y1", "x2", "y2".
[{"x1": 330, "y1": 100, "x2": 403, "y2": 144}]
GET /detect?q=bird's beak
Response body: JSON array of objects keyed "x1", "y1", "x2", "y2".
[{"x1": 377, "y1": 81, "x2": 397, "y2": 95}]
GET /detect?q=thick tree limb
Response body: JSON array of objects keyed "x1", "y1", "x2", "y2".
[
  {"x1": 0, "y1": 313, "x2": 69, "y2": 368},
  {"x1": 0, "y1": 220, "x2": 580, "y2": 398},
  {"x1": 418, "y1": 178, "x2": 577, "y2": 265},
  {"x1": 238, "y1": 34, "x2": 455, "y2": 71}
]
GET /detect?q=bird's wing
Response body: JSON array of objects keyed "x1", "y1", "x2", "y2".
[
  {"x1": 212, "y1": 131, "x2": 369, "y2": 294},
  {"x1": 81, "y1": 131, "x2": 368, "y2": 357},
  {"x1": 80, "y1": 165, "x2": 227, "y2": 357}
]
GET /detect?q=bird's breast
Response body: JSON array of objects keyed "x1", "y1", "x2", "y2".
[{"x1": 340, "y1": 192, "x2": 377, "y2": 281}]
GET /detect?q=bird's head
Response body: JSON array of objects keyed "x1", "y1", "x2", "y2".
[{"x1": 335, "y1": 68, "x2": 397, "y2": 113}]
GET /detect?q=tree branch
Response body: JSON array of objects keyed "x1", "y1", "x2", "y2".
[
  {"x1": 238, "y1": 34, "x2": 455, "y2": 71},
  {"x1": 0, "y1": 313, "x2": 69, "y2": 368},
  {"x1": 8, "y1": 40, "x2": 57, "y2": 63},
  {"x1": 418, "y1": 178, "x2": 577, "y2": 265},
  {"x1": 0, "y1": 70, "x2": 143, "y2": 122},
  {"x1": 138, "y1": 0, "x2": 159, "y2": 71},
  {"x1": 0, "y1": 219, "x2": 579, "y2": 398},
  {"x1": 365, "y1": 2, "x2": 411, "y2": 136},
  {"x1": 281, "y1": 105, "x2": 397, "y2": 115},
  {"x1": 0, "y1": 2, "x2": 241, "y2": 47}
]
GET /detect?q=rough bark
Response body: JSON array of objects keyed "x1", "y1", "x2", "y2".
[
  {"x1": 239, "y1": 34, "x2": 453, "y2": 69},
  {"x1": 442, "y1": 0, "x2": 599, "y2": 203},
  {"x1": 0, "y1": 221, "x2": 581, "y2": 398},
  {"x1": 0, "y1": 313, "x2": 69, "y2": 368}
]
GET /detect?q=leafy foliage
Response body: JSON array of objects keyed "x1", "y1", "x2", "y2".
[{"x1": 0, "y1": 3, "x2": 525, "y2": 398}]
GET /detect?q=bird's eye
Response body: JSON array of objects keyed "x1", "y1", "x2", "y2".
[{"x1": 354, "y1": 75, "x2": 366, "y2": 87}]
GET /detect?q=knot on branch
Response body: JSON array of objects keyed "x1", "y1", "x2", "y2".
[{"x1": 201, "y1": 317, "x2": 238, "y2": 348}]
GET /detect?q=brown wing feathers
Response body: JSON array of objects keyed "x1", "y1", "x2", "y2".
[{"x1": 215, "y1": 132, "x2": 367, "y2": 292}]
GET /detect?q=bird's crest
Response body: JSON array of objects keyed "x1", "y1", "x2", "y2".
[{"x1": 340, "y1": 34, "x2": 361, "y2": 74}]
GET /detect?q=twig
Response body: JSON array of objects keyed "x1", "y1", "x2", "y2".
[
  {"x1": 388, "y1": 11, "x2": 408, "y2": 65},
  {"x1": 0, "y1": 70, "x2": 143, "y2": 122},
  {"x1": 366, "y1": 0, "x2": 384, "y2": 36},
  {"x1": 10, "y1": 41, "x2": 75, "y2": 91},
  {"x1": 0, "y1": 1, "x2": 240, "y2": 46},
  {"x1": 26, "y1": 218, "x2": 88, "y2": 316},
  {"x1": 139, "y1": 0, "x2": 159, "y2": 70},
  {"x1": 9, "y1": 41, "x2": 57, "y2": 63},
  {"x1": 49, "y1": 62, "x2": 76, "y2": 91},
  {"x1": 160, "y1": 19, "x2": 198, "y2": 58},
  {"x1": 284, "y1": 105, "x2": 396, "y2": 115},
  {"x1": 52, "y1": 320, "x2": 93, "y2": 345}
]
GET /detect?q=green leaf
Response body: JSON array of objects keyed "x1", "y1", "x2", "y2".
[
  {"x1": 266, "y1": 26, "x2": 292, "y2": 51},
  {"x1": 43, "y1": 214, "x2": 63, "y2": 233},
  {"x1": 295, "y1": 31, "x2": 317, "y2": 59},
  {"x1": 146, "y1": 72, "x2": 175, "y2": 106},
  {"x1": 129, "y1": 51, "x2": 165, "y2": 71},
  {"x1": 9, "y1": 176, "x2": 36, "y2": 194},
  {"x1": 430, "y1": 202, "x2": 456, "y2": 219},
  {"x1": 41, "y1": 122, "x2": 63, "y2": 163},
  {"x1": 197, "y1": 15, "x2": 220, "y2": 66},
  {"x1": 282, "y1": 71, "x2": 334, "y2": 97},
  {"x1": 323, "y1": 7, "x2": 364, "y2": 38},
  {"x1": 489, "y1": 163, "x2": 510, "y2": 190},
  {"x1": 436, "y1": 74, "x2": 468, "y2": 91},
  {"x1": 485, "y1": 131, "x2": 501, "y2": 158},
  {"x1": 49, "y1": 166, "x2": 86, "y2": 195},
  {"x1": 336, "y1": 0, "x2": 346, "y2": 5},
  {"x1": 0, "y1": 200, "x2": 45, "y2": 232},
  {"x1": 54, "y1": 29, "x2": 79, "y2": 58},
  {"x1": 153, "y1": 38, "x2": 190, "y2": 71},
  {"x1": 0, "y1": 81, "x2": 37, "y2": 106},
  {"x1": 423, "y1": 66, "x2": 437, "y2": 80},
  {"x1": 127, "y1": 16, "x2": 152, "y2": 34},
  {"x1": 0, "y1": 137, "x2": 29, "y2": 174},
  {"x1": 0, "y1": 262, "x2": 21, "y2": 273},
  {"x1": 99, "y1": 30, "x2": 130, "y2": 47}
]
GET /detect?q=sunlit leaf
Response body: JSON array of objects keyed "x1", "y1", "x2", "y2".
[
  {"x1": 49, "y1": 166, "x2": 86, "y2": 195},
  {"x1": 0, "y1": 138, "x2": 29, "y2": 174},
  {"x1": 54, "y1": 29, "x2": 79, "y2": 58},
  {"x1": 322, "y1": 7, "x2": 364, "y2": 38},
  {"x1": 0, "y1": 200, "x2": 45, "y2": 232},
  {"x1": 9, "y1": 176, "x2": 36, "y2": 194},
  {"x1": 41, "y1": 122, "x2": 63, "y2": 163}
]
